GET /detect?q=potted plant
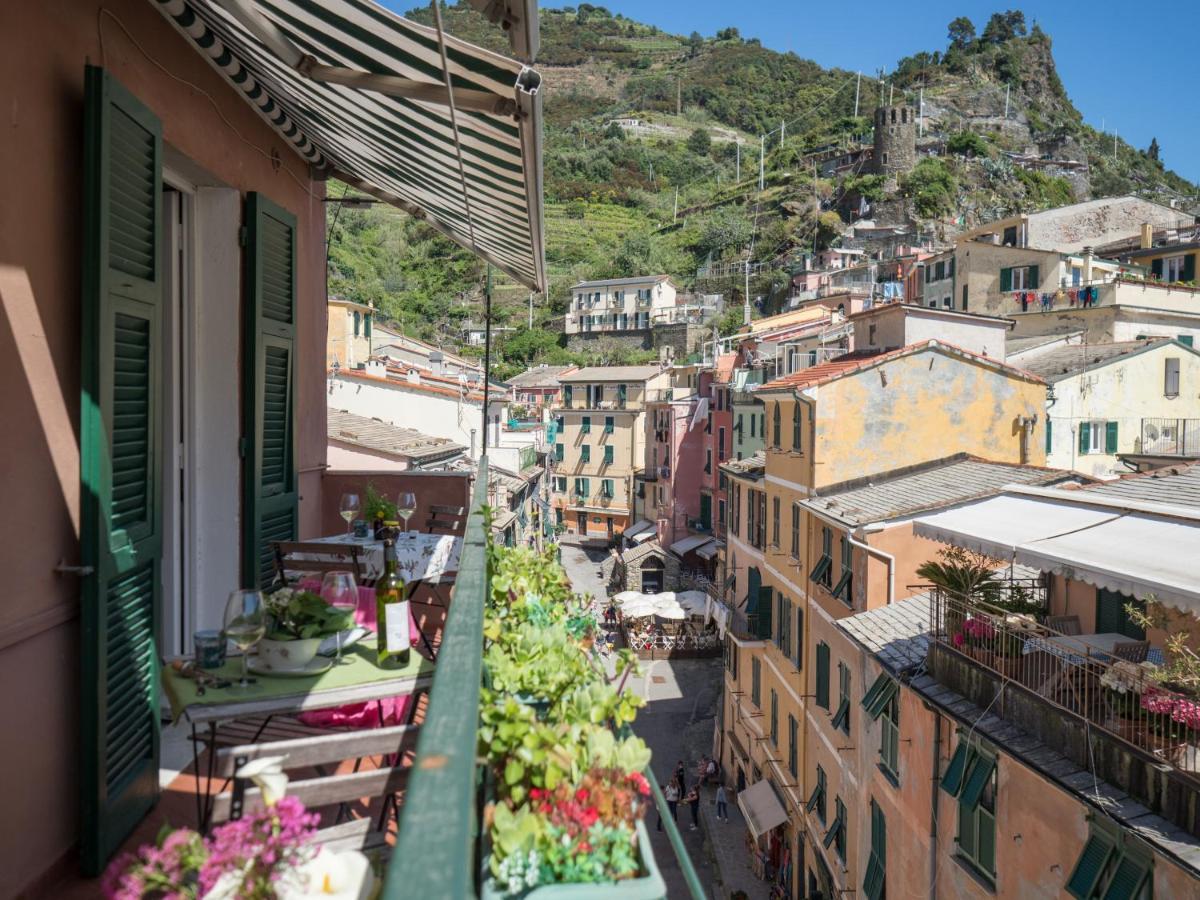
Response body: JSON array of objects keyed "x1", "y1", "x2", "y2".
[
  {"x1": 1101, "y1": 660, "x2": 1154, "y2": 744},
  {"x1": 260, "y1": 588, "x2": 355, "y2": 671},
  {"x1": 364, "y1": 483, "x2": 397, "y2": 539},
  {"x1": 478, "y1": 544, "x2": 663, "y2": 897},
  {"x1": 917, "y1": 546, "x2": 1003, "y2": 643}
]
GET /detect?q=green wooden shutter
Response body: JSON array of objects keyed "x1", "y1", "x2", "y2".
[
  {"x1": 79, "y1": 66, "x2": 164, "y2": 875},
  {"x1": 1151, "y1": 258, "x2": 1164, "y2": 278},
  {"x1": 1028, "y1": 264, "x2": 1039, "y2": 287},
  {"x1": 1079, "y1": 422, "x2": 1091, "y2": 454},
  {"x1": 1180, "y1": 335, "x2": 1194, "y2": 348},
  {"x1": 815, "y1": 641, "x2": 830, "y2": 708},
  {"x1": 1046, "y1": 418, "x2": 1053, "y2": 454},
  {"x1": 243, "y1": 194, "x2": 298, "y2": 587},
  {"x1": 999, "y1": 267, "x2": 1012, "y2": 292},
  {"x1": 757, "y1": 585, "x2": 773, "y2": 640},
  {"x1": 1066, "y1": 834, "x2": 1116, "y2": 900},
  {"x1": 1105, "y1": 421, "x2": 1119, "y2": 454},
  {"x1": 1184, "y1": 254, "x2": 1196, "y2": 282}
]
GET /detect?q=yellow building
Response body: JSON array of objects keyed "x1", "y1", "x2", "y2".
[
  {"x1": 326, "y1": 296, "x2": 376, "y2": 368},
  {"x1": 717, "y1": 340, "x2": 1048, "y2": 898},
  {"x1": 551, "y1": 365, "x2": 669, "y2": 541}
]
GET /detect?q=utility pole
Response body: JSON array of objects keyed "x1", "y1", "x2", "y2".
[
  {"x1": 481, "y1": 264, "x2": 493, "y2": 453},
  {"x1": 676, "y1": 77, "x2": 682, "y2": 115},
  {"x1": 1114, "y1": 130, "x2": 1118, "y2": 158},
  {"x1": 759, "y1": 133, "x2": 765, "y2": 192},
  {"x1": 1004, "y1": 84, "x2": 1010, "y2": 119},
  {"x1": 528, "y1": 292, "x2": 533, "y2": 329},
  {"x1": 854, "y1": 71, "x2": 861, "y2": 117},
  {"x1": 673, "y1": 187, "x2": 679, "y2": 222},
  {"x1": 649, "y1": 161, "x2": 654, "y2": 183},
  {"x1": 743, "y1": 257, "x2": 751, "y2": 326},
  {"x1": 888, "y1": 83, "x2": 893, "y2": 105},
  {"x1": 878, "y1": 70, "x2": 885, "y2": 106},
  {"x1": 780, "y1": 120, "x2": 785, "y2": 146},
  {"x1": 736, "y1": 140, "x2": 741, "y2": 181},
  {"x1": 919, "y1": 86, "x2": 924, "y2": 137}
]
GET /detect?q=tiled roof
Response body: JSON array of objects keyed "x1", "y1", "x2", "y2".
[
  {"x1": 572, "y1": 274, "x2": 672, "y2": 289},
  {"x1": 759, "y1": 340, "x2": 1043, "y2": 393},
  {"x1": 1005, "y1": 331, "x2": 1084, "y2": 357},
  {"x1": 838, "y1": 593, "x2": 931, "y2": 673},
  {"x1": 1015, "y1": 339, "x2": 1170, "y2": 381},
  {"x1": 327, "y1": 409, "x2": 465, "y2": 463},
  {"x1": 1082, "y1": 463, "x2": 1200, "y2": 509},
  {"x1": 559, "y1": 365, "x2": 664, "y2": 383},
  {"x1": 804, "y1": 455, "x2": 1079, "y2": 526},
  {"x1": 719, "y1": 450, "x2": 765, "y2": 480},
  {"x1": 507, "y1": 365, "x2": 577, "y2": 388}
]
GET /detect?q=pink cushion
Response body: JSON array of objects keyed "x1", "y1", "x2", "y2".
[{"x1": 294, "y1": 580, "x2": 423, "y2": 729}]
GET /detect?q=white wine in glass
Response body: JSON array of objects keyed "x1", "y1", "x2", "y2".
[
  {"x1": 224, "y1": 589, "x2": 266, "y2": 688},
  {"x1": 397, "y1": 491, "x2": 416, "y2": 535},
  {"x1": 339, "y1": 492, "x2": 361, "y2": 537}
]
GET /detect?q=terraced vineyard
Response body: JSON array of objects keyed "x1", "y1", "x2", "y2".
[{"x1": 544, "y1": 202, "x2": 657, "y2": 271}]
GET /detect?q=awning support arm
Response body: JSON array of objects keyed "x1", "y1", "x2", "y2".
[{"x1": 212, "y1": 0, "x2": 517, "y2": 116}]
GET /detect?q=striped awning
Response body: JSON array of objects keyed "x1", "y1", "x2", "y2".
[{"x1": 153, "y1": 0, "x2": 546, "y2": 291}]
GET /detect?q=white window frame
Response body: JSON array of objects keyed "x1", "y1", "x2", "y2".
[
  {"x1": 1165, "y1": 254, "x2": 1187, "y2": 282},
  {"x1": 1011, "y1": 266, "x2": 1033, "y2": 291},
  {"x1": 1086, "y1": 421, "x2": 1105, "y2": 454}
]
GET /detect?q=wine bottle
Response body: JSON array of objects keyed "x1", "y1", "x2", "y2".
[{"x1": 375, "y1": 539, "x2": 410, "y2": 669}]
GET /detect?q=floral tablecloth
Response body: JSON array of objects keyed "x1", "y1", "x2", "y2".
[{"x1": 308, "y1": 532, "x2": 461, "y2": 583}]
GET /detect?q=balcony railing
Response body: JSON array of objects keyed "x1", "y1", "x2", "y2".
[
  {"x1": 1138, "y1": 417, "x2": 1200, "y2": 456},
  {"x1": 384, "y1": 456, "x2": 705, "y2": 897},
  {"x1": 927, "y1": 586, "x2": 1200, "y2": 784}
]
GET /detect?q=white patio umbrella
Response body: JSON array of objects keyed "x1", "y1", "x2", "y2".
[
  {"x1": 620, "y1": 597, "x2": 659, "y2": 618},
  {"x1": 676, "y1": 591, "x2": 709, "y2": 616},
  {"x1": 612, "y1": 590, "x2": 644, "y2": 605},
  {"x1": 650, "y1": 595, "x2": 686, "y2": 620}
]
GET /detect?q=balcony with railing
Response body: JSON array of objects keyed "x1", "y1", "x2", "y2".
[
  {"x1": 926, "y1": 585, "x2": 1200, "y2": 835},
  {"x1": 1137, "y1": 418, "x2": 1200, "y2": 456},
  {"x1": 383, "y1": 458, "x2": 705, "y2": 897}
]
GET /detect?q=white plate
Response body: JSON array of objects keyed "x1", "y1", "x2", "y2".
[{"x1": 247, "y1": 656, "x2": 334, "y2": 678}]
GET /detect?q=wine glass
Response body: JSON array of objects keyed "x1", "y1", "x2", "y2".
[
  {"x1": 224, "y1": 589, "x2": 265, "y2": 688},
  {"x1": 397, "y1": 491, "x2": 416, "y2": 537},
  {"x1": 321, "y1": 571, "x2": 359, "y2": 665},
  {"x1": 339, "y1": 492, "x2": 360, "y2": 537}
]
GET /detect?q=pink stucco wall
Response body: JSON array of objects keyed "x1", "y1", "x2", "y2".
[{"x1": 0, "y1": 1, "x2": 326, "y2": 890}]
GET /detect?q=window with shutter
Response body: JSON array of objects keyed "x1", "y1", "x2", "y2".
[
  {"x1": 1105, "y1": 421, "x2": 1119, "y2": 454},
  {"x1": 1046, "y1": 418, "x2": 1053, "y2": 454},
  {"x1": 243, "y1": 194, "x2": 298, "y2": 588},
  {"x1": 1079, "y1": 422, "x2": 1091, "y2": 454},
  {"x1": 999, "y1": 267, "x2": 1013, "y2": 292},
  {"x1": 80, "y1": 65, "x2": 164, "y2": 875},
  {"x1": 1165, "y1": 357, "x2": 1180, "y2": 397},
  {"x1": 815, "y1": 641, "x2": 830, "y2": 708}
]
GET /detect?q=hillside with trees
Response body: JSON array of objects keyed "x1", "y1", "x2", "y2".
[{"x1": 327, "y1": 5, "x2": 1199, "y2": 378}]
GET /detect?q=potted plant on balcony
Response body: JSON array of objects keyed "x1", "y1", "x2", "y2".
[
  {"x1": 1101, "y1": 660, "x2": 1155, "y2": 745},
  {"x1": 478, "y1": 544, "x2": 663, "y2": 898},
  {"x1": 917, "y1": 546, "x2": 1003, "y2": 645},
  {"x1": 259, "y1": 588, "x2": 355, "y2": 672},
  {"x1": 363, "y1": 483, "x2": 397, "y2": 539}
]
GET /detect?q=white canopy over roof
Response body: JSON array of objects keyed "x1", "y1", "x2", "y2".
[
  {"x1": 670, "y1": 535, "x2": 716, "y2": 557},
  {"x1": 696, "y1": 540, "x2": 722, "y2": 560},
  {"x1": 914, "y1": 487, "x2": 1200, "y2": 614},
  {"x1": 737, "y1": 779, "x2": 788, "y2": 840},
  {"x1": 624, "y1": 520, "x2": 655, "y2": 539}
]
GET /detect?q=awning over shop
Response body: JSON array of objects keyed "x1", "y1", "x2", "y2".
[
  {"x1": 670, "y1": 535, "x2": 715, "y2": 557},
  {"x1": 696, "y1": 540, "x2": 723, "y2": 560},
  {"x1": 914, "y1": 488, "x2": 1200, "y2": 615},
  {"x1": 737, "y1": 779, "x2": 788, "y2": 840},
  {"x1": 624, "y1": 519, "x2": 654, "y2": 539},
  {"x1": 154, "y1": 0, "x2": 546, "y2": 291}
]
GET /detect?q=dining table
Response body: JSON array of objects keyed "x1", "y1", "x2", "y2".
[
  {"x1": 307, "y1": 531, "x2": 462, "y2": 583},
  {"x1": 163, "y1": 643, "x2": 435, "y2": 830}
]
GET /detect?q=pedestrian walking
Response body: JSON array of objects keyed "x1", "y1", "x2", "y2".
[
  {"x1": 715, "y1": 784, "x2": 729, "y2": 822},
  {"x1": 686, "y1": 784, "x2": 700, "y2": 830},
  {"x1": 664, "y1": 779, "x2": 680, "y2": 825},
  {"x1": 675, "y1": 759, "x2": 686, "y2": 787}
]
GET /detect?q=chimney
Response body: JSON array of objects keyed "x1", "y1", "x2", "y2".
[
  {"x1": 1082, "y1": 246, "x2": 1094, "y2": 284},
  {"x1": 429, "y1": 350, "x2": 445, "y2": 375},
  {"x1": 406, "y1": 368, "x2": 420, "y2": 384},
  {"x1": 1140, "y1": 223, "x2": 1153, "y2": 250}
]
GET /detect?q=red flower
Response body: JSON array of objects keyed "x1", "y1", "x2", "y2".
[
  {"x1": 577, "y1": 841, "x2": 592, "y2": 853},
  {"x1": 628, "y1": 772, "x2": 651, "y2": 795},
  {"x1": 575, "y1": 788, "x2": 589, "y2": 803}
]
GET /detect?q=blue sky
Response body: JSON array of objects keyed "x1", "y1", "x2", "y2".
[{"x1": 529, "y1": 1, "x2": 1199, "y2": 184}]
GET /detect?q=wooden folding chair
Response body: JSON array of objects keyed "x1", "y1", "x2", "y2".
[
  {"x1": 274, "y1": 541, "x2": 366, "y2": 587},
  {"x1": 211, "y1": 723, "x2": 420, "y2": 854},
  {"x1": 1046, "y1": 614, "x2": 1082, "y2": 636},
  {"x1": 1112, "y1": 640, "x2": 1150, "y2": 663}
]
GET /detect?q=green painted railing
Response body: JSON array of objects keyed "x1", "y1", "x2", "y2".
[
  {"x1": 383, "y1": 455, "x2": 707, "y2": 899},
  {"x1": 385, "y1": 457, "x2": 490, "y2": 898}
]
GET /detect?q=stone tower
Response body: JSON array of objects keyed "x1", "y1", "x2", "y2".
[{"x1": 872, "y1": 105, "x2": 916, "y2": 182}]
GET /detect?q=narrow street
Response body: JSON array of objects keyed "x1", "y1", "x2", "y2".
[{"x1": 558, "y1": 544, "x2": 768, "y2": 900}]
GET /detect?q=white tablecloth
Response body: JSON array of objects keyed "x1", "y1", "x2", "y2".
[{"x1": 309, "y1": 532, "x2": 462, "y2": 583}]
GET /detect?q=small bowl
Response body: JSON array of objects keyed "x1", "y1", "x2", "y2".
[{"x1": 256, "y1": 637, "x2": 323, "y2": 671}]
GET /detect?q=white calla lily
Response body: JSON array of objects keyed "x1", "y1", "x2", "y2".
[
  {"x1": 277, "y1": 847, "x2": 375, "y2": 899},
  {"x1": 235, "y1": 755, "x2": 290, "y2": 806}
]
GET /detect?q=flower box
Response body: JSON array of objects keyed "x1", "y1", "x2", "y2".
[{"x1": 481, "y1": 820, "x2": 665, "y2": 900}]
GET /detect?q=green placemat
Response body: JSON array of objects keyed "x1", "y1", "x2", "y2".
[{"x1": 162, "y1": 645, "x2": 435, "y2": 722}]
